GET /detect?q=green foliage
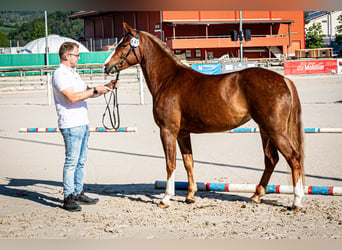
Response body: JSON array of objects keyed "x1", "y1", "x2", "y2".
[
  {"x1": 305, "y1": 22, "x2": 325, "y2": 49},
  {"x1": 0, "y1": 11, "x2": 44, "y2": 25},
  {"x1": 336, "y1": 34, "x2": 342, "y2": 46},
  {"x1": 0, "y1": 31, "x2": 9, "y2": 47},
  {"x1": 336, "y1": 15, "x2": 342, "y2": 46},
  {"x1": 31, "y1": 22, "x2": 46, "y2": 40},
  {"x1": 336, "y1": 15, "x2": 342, "y2": 34},
  {"x1": 6, "y1": 11, "x2": 83, "y2": 46}
]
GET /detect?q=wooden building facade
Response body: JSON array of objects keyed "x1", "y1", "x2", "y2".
[{"x1": 70, "y1": 11, "x2": 305, "y2": 60}]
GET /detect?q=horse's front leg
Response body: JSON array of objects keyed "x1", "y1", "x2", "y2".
[
  {"x1": 159, "y1": 127, "x2": 178, "y2": 208},
  {"x1": 177, "y1": 130, "x2": 196, "y2": 204}
]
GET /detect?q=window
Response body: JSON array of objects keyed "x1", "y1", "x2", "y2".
[
  {"x1": 195, "y1": 49, "x2": 201, "y2": 58},
  {"x1": 185, "y1": 50, "x2": 191, "y2": 58}
]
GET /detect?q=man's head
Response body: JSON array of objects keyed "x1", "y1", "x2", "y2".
[{"x1": 59, "y1": 42, "x2": 80, "y2": 67}]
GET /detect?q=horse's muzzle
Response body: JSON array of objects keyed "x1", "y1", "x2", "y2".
[{"x1": 104, "y1": 64, "x2": 119, "y2": 75}]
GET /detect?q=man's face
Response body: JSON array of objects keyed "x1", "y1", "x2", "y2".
[{"x1": 67, "y1": 47, "x2": 80, "y2": 67}]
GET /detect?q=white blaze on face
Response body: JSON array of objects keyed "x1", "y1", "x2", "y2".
[
  {"x1": 103, "y1": 49, "x2": 116, "y2": 65},
  {"x1": 293, "y1": 176, "x2": 304, "y2": 208},
  {"x1": 103, "y1": 37, "x2": 124, "y2": 65}
]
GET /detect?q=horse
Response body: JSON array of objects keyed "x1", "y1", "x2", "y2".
[{"x1": 104, "y1": 23, "x2": 305, "y2": 211}]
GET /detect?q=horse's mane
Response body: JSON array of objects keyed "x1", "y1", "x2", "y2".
[{"x1": 142, "y1": 31, "x2": 185, "y2": 67}]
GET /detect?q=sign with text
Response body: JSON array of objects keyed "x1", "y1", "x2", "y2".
[
  {"x1": 284, "y1": 60, "x2": 337, "y2": 75},
  {"x1": 191, "y1": 63, "x2": 222, "y2": 75}
]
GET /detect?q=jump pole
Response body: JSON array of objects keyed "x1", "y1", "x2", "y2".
[
  {"x1": 226, "y1": 127, "x2": 342, "y2": 133},
  {"x1": 154, "y1": 181, "x2": 342, "y2": 196},
  {"x1": 19, "y1": 127, "x2": 137, "y2": 133}
]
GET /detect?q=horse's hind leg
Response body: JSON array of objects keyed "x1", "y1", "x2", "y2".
[
  {"x1": 177, "y1": 130, "x2": 197, "y2": 204},
  {"x1": 267, "y1": 132, "x2": 304, "y2": 210},
  {"x1": 251, "y1": 129, "x2": 279, "y2": 204}
]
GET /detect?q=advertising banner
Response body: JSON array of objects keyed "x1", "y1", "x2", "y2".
[
  {"x1": 191, "y1": 63, "x2": 222, "y2": 75},
  {"x1": 222, "y1": 62, "x2": 258, "y2": 73},
  {"x1": 337, "y1": 59, "x2": 342, "y2": 74},
  {"x1": 284, "y1": 60, "x2": 337, "y2": 75}
]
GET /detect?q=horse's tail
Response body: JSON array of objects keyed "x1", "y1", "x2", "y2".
[{"x1": 285, "y1": 78, "x2": 305, "y2": 186}]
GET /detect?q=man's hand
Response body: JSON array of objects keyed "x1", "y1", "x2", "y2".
[
  {"x1": 106, "y1": 80, "x2": 120, "y2": 90},
  {"x1": 94, "y1": 85, "x2": 111, "y2": 95}
]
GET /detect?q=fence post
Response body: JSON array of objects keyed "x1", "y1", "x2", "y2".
[
  {"x1": 47, "y1": 73, "x2": 52, "y2": 106},
  {"x1": 138, "y1": 66, "x2": 144, "y2": 105}
]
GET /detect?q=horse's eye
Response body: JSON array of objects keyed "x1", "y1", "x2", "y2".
[{"x1": 121, "y1": 44, "x2": 128, "y2": 48}]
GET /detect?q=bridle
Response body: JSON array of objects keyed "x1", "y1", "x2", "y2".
[
  {"x1": 118, "y1": 31, "x2": 141, "y2": 66},
  {"x1": 102, "y1": 30, "x2": 141, "y2": 130}
]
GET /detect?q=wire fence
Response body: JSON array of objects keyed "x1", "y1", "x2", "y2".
[{"x1": 79, "y1": 38, "x2": 118, "y2": 52}]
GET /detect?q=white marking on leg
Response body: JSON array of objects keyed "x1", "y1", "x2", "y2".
[
  {"x1": 161, "y1": 171, "x2": 175, "y2": 205},
  {"x1": 293, "y1": 176, "x2": 304, "y2": 208}
]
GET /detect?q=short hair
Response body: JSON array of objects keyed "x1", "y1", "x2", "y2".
[{"x1": 59, "y1": 42, "x2": 79, "y2": 60}]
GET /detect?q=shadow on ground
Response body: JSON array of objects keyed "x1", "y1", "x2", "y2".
[{"x1": 0, "y1": 177, "x2": 253, "y2": 209}]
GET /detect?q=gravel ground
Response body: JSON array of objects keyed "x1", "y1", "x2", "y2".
[{"x1": 0, "y1": 72, "x2": 342, "y2": 239}]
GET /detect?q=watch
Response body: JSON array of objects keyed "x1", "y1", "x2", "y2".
[{"x1": 93, "y1": 87, "x2": 98, "y2": 95}]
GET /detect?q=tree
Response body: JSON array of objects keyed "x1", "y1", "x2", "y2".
[
  {"x1": 0, "y1": 31, "x2": 9, "y2": 47},
  {"x1": 335, "y1": 14, "x2": 342, "y2": 46},
  {"x1": 7, "y1": 11, "x2": 83, "y2": 46},
  {"x1": 31, "y1": 22, "x2": 45, "y2": 40},
  {"x1": 305, "y1": 22, "x2": 325, "y2": 48}
]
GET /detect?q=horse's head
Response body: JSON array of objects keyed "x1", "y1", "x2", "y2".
[{"x1": 104, "y1": 22, "x2": 141, "y2": 75}]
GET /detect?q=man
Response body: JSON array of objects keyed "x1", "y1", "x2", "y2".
[{"x1": 52, "y1": 41, "x2": 118, "y2": 212}]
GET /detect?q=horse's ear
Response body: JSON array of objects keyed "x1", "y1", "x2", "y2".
[{"x1": 123, "y1": 22, "x2": 136, "y2": 35}]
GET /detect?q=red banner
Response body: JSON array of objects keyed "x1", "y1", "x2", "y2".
[{"x1": 284, "y1": 60, "x2": 337, "y2": 75}]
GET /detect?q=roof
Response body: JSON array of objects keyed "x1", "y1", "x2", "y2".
[
  {"x1": 69, "y1": 11, "x2": 112, "y2": 19},
  {"x1": 305, "y1": 11, "x2": 331, "y2": 21},
  {"x1": 18, "y1": 35, "x2": 89, "y2": 54}
]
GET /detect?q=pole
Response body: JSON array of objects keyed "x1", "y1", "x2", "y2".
[
  {"x1": 239, "y1": 11, "x2": 243, "y2": 62},
  {"x1": 44, "y1": 11, "x2": 49, "y2": 68},
  {"x1": 154, "y1": 181, "x2": 342, "y2": 196},
  {"x1": 47, "y1": 73, "x2": 52, "y2": 106},
  {"x1": 44, "y1": 11, "x2": 50, "y2": 106},
  {"x1": 138, "y1": 66, "x2": 145, "y2": 105}
]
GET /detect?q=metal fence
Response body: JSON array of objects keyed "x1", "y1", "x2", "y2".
[{"x1": 79, "y1": 38, "x2": 118, "y2": 52}]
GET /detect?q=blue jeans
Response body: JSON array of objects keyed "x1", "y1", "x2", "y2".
[{"x1": 60, "y1": 124, "x2": 90, "y2": 198}]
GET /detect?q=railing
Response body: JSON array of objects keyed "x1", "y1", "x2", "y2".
[
  {"x1": 165, "y1": 34, "x2": 292, "y2": 41},
  {"x1": 79, "y1": 38, "x2": 118, "y2": 52},
  {"x1": 0, "y1": 63, "x2": 106, "y2": 77},
  {"x1": 0, "y1": 64, "x2": 146, "y2": 106}
]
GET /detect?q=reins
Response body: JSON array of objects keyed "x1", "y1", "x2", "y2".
[
  {"x1": 102, "y1": 30, "x2": 141, "y2": 130},
  {"x1": 102, "y1": 71, "x2": 120, "y2": 130}
]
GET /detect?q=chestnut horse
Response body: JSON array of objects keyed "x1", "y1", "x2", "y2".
[{"x1": 104, "y1": 23, "x2": 305, "y2": 211}]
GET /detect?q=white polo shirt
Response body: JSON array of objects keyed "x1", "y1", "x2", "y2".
[{"x1": 52, "y1": 64, "x2": 89, "y2": 129}]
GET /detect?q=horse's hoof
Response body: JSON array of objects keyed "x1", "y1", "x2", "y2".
[
  {"x1": 294, "y1": 206, "x2": 303, "y2": 212},
  {"x1": 158, "y1": 202, "x2": 169, "y2": 209},
  {"x1": 185, "y1": 198, "x2": 195, "y2": 204},
  {"x1": 250, "y1": 195, "x2": 261, "y2": 204}
]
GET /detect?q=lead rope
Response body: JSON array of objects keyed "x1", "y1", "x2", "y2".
[
  {"x1": 101, "y1": 30, "x2": 140, "y2": 130},
  {"x1": 102, "y1": 70, "x2": 120, "y2": 130}
]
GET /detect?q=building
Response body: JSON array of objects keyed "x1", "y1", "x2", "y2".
[
  {"x1": 305, "y1": 11, "x2": 342, "y2": 54},
  {"x1": 70, "y1": 11, "x2": 305, "y2": 60},
  {"x1": 305, "y1": 11, "x2": 342, "y2": 41}
]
